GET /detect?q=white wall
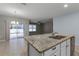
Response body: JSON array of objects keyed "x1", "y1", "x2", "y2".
[
  {"x1": 53, "y1": 12, "x2": 79, "y2": 45},
  {"x1": 0, "y1": 15, "x2": 29, "y2": 41},
  {"x1": 0, "y1": 17, "x2": 6, "y2": 40}
]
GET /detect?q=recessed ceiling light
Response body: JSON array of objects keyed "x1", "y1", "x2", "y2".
[{"x1": 64, "y1": 4, "x2": 68, "y2": 8}]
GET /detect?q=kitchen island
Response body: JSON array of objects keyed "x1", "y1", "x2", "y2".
[{"x1": 25, "y1": 33, "x2": 75, "y2": 56}]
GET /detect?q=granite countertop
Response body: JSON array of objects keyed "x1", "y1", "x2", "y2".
[{"x1": 25, "y1": 33, "x2": 75, "y2": 53}]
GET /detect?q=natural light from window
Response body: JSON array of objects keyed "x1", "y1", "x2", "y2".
[{"x1": 29, "y1": 24, "x2": 36, "y2": 32}]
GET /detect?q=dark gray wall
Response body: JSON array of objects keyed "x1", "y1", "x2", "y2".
[
  {"x1": 29, "y1": 18, "x2": 53, "y2": 35},
  {"x1": 43, "y1": 18, "x2": 53, "y2": 33}
]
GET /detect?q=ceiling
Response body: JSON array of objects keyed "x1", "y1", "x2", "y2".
[{"x1": 0, "y1": 3, "x2": 79, "y2": 22}]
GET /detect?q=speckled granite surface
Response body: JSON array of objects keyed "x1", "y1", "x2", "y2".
[{"x1": 25, "y1": 33, "x2": 74, "y2": 52}]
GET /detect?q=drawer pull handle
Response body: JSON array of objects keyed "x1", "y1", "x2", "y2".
[{"x1": 52, "y1": 47, "x2": 56, "y2": 50}]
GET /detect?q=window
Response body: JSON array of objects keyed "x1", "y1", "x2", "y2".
[{"x1": 29, "y1": 24, "x2": 36, "y2": 32}]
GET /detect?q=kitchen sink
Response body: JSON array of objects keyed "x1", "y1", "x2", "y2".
[{"x1": 49, "y1": 35, "x2": 66, "y2": 39}]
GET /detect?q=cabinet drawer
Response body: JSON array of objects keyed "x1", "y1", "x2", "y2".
[{"x1": 44, "y1": 44, "x2": 60, "y2": 56}]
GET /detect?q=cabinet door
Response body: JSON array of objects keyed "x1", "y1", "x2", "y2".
[
  {"x1": 50, "y1": 50, "x2": 60, "y2": 56},
  {"x1": 44, "y1": 44, "x2": 60, "y2": 56},
  {"x1": 61, "y1": 41, "x2": 66, "y2": 56},
  {"x1": 66, "y1": 39, "x2": 70, "y2": 56},
  {"x1": 50, "y1": 52, "x2": 57, "y2": 56},
  {"x1": 44, "y1": 46, "x2": 57, "y2": 56},
  {"x1": 55, "y1": 44, "x2": 61, "y2": 56}
]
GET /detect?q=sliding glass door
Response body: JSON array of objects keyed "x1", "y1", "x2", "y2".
[{"x1": 10, "y1": 21, "x2": 24, "y2": 39}]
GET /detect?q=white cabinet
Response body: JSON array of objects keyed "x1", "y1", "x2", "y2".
[
  {"x1": 66, "y1": 39, "x2": 70, "y2": 56},
  {"x1": 60, "y1": 41, "x2": 66, "y2": 56},
  {"x1": 44, "y1": 39, "x2": 70, "y2": 56},
  {"x1": 51, "y1": 50, "x2": 60, "y2": 56},
  {"x1": 44, "y1": 44, "x2": 60, "y2": 56},
  {"x1": 60, "y1": 39, "x2": 71, "y2": 56}
]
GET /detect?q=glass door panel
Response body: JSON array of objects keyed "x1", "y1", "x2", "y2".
[{"x1": 10, "y1": 21, "x2": 24, "y2": 39}]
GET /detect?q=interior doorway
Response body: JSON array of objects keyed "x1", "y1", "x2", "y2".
[{"x1": 10, "y1": 21, "x2": 24, "y2": 39}]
